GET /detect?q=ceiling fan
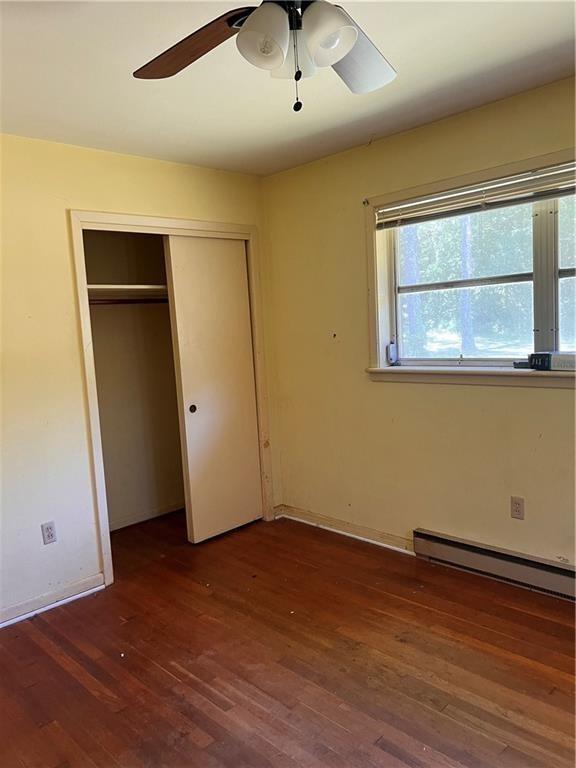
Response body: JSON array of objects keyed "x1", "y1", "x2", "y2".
[{"x1": 133, "y1": 0, "x2": 396, "y2": 111}]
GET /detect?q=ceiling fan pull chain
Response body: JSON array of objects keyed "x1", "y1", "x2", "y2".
[{"x1": 293, "y1": 23, "x2": 303, "y2": 112}]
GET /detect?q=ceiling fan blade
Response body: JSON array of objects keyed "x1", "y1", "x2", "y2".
[
  {"x1": 331, "y1": 8, "x2": 396, "y2": 94},
  {"x1": 133, "y1": 7, "x2": 257, "y2": 79}
]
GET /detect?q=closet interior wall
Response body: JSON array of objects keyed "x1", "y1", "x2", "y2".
[{"x1": 84, "y1": 230, "x2": 184, "y2": 531}]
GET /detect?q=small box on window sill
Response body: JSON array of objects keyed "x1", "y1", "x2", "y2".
[{"x1": 527, "y1": 353, "x2": 576, "y2": 371}]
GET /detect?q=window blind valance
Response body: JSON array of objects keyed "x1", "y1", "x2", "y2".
[{"x1": 376, "y1": 161, "x2": 576, "y2": 230}]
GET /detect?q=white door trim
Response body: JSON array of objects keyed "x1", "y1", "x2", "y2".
[{"x1": 70, "y1": 210, "x2": 274, "y2": 587}]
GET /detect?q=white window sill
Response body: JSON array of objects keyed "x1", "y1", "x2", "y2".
[{"x1": 367, "y1": 366, "x2": 575, "y2": 389}]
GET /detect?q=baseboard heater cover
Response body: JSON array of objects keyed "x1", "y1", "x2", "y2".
[{"x1": 413, "y1": 529, "x2": 575, "y2": 598}]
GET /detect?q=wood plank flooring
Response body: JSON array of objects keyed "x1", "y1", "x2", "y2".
[{"x1": 0, "y1": 512, "x2": 574, "y2": 767}]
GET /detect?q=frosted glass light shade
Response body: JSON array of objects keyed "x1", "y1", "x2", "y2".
[
  {"x1": 271, "y1": 31, "x2": 316, "y2": 79},
  {"x1": 302, "y1": 1, "x2": 358, "y2": 68},
  {"x1": 236, "y1": 3, "x2": 290, "y2": 71}
]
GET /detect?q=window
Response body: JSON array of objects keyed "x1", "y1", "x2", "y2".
[
  {"x1": 375, "y1": 162, "x2": 575, "y2": 367},
  {"x1": 559, "y1": 196, "x2": 576, "y2": 352}
]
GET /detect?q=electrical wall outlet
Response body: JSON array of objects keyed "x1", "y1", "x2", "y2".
[
  {"x1": 511, "y1": 496, "x2": 525, "y2": 520},
  {"x1": 41, "y1": 521, "x2": 57, "y2": 544}
]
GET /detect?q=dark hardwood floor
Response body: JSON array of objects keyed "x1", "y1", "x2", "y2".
[{"x1": 1, "y1": 512, "x2": 574, "y2": 768}]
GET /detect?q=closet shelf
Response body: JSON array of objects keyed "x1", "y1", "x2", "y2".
[{"x1": 88, "y1": 284, "x2": 168, "y2": 302}]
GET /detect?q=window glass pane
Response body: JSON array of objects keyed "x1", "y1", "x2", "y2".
[
  {"x1": 397, "y1": 282, "x2": 533, "y2": 359},
  {"x1": 559, "y1": 277, "x2": 575, "y2": 351},
  {"x1": 559, "y1": 196, "x2": 575, "y2": 269},
  {"x1": 396, "y1": 203, "x2": 533, "y2": 286}
]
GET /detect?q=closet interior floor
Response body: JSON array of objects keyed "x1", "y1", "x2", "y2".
[{"x1": 0, "y1": 511, "x2": 574, "y2": 768}]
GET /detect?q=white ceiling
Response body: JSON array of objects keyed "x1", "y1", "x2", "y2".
[{"x1": 1, "y1": 1, "x2": 574, "y2": 175}]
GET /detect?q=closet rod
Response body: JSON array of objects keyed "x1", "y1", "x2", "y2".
[{"x1": 89, "y1": 298, "x2": 169, "y2": 306}]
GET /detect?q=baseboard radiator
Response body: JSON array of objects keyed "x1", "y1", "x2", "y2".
[{"x1": 413, "y1": 529, "x2": 575, "y2": 599}]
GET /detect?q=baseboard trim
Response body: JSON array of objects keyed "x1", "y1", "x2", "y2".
[
  {"x1": 274, "y1": 505, "x2": 414, "y2": 555},
  {"x1": 0, "y1": 574, "x2": 105, "y2": 628}
]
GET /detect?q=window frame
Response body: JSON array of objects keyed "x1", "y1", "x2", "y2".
[
  {"x1": 386, "y1": 198, "x2": 576, "y2": 367},
  {"x1": 365, "y1": 153, "x2": 575, "y2": 380}
]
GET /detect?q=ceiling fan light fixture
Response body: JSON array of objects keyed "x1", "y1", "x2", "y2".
[
  {"x1": 302, "y1": 0, "x2": 358, "y2": 68},
  {"x1": 133, "y1": 1, "x2": 397, "y2": 109},
  {"x1": 236, "y1": 2, "x2": 290, "y2": 70},
  {"x1": 271, "y1": 30, "x2": 316, "y2": 79}
]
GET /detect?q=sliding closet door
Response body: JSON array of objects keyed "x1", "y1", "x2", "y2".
[{"x1": 165, "y1": 236, "x2": 262, "y2": 543}]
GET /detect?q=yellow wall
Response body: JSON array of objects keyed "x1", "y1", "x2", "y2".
[
  {"x1": 90, "y1": 302, "x2": 184, "y2": 531},
  {"x1": 261, "y1": 78, "x2": 575, "y2": 563},
  {"x1": 1, "y1": 78, "x2": 575, "y2": 622},
  {"x1": 0, "y1": 135, "x2": 262, "y2": 619}
]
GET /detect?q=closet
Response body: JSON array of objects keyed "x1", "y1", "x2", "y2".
[{"x1": 83, "y1": 229, "x2": 262, "y2": 545}]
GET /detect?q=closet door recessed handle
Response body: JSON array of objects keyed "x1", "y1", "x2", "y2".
[{"x1": 189, "y1": 404, "x2": 197, "y2": 414}]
